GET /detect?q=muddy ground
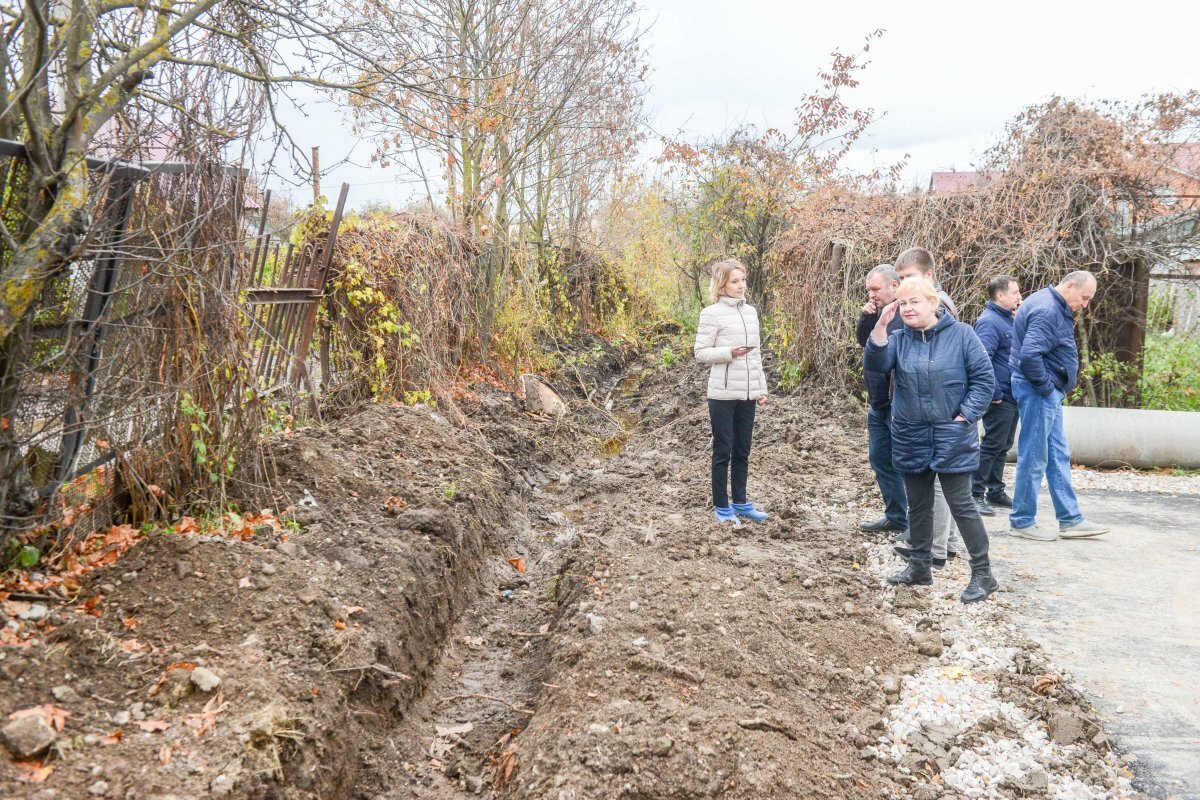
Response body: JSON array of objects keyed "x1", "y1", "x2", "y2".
[{"x1": 1, "y1": 343, "x2": 1149, "y2": 800}]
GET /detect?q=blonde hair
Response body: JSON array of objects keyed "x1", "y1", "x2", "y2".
[
  {"x1": 896, "y1": 275, "x2": 941, "y2": 306},
  {"x1": 708, "y1": 258, "x2": 748, "y2": 304}
]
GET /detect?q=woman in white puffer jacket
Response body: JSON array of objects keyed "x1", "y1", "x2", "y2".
[{"x1": 693, "y1": 258, "x2": 769, "y2": 524}]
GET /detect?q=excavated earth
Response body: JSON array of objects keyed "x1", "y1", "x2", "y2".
[{"x1": 1, "y1": 344, "x2": 1151, "y2": 800}]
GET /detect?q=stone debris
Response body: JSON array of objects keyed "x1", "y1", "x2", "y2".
[
  {"x1": 864, "y1": 541, "x2": 1137, "y2": 799},
  {"x1": 1, "y1": 715, "x2": 57, "y2": 758}
]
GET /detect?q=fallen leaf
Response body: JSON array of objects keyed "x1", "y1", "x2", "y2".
[
  {"x1": 138, "y1": 719, "x2": 169, "y2": 733},
  {"x1": 159, "y1": 744, "x2": 173, "y2": 765},
  {"x1": 119, "y1": 638, "x2": 150, "y2": 654},
  {"x1": 10, "y1": 705, "x2": 70, "y2": 732},
  {"x1": 333, "y1": 620, "x2": 347, "y2": 630},
  {"x1": 342, "y1": 605, "x2": 366, "y2": 616},
  {"x1": 146, "y1": 484, "x2": 165, "y2": 497},
  {"x1": 237, "y1": 577, "x2": 252, "y2": 589},
  {"x1": 175, "y1": 516, "x2": 199, "y2": 534},
  {"x1": 102, "y1": 729, "x2": 123, "y2": 745},
  {"x1": 122, "y1": 617, "x2": 140, "y2": 630},
  {"x1": 14, "y1": 760, "x2": 54, "y2": 783},
  {"x1": 507, "y1": 557, "x2": 527, "y2": 574},
  {"x1": 79, "y1": 594, "x2": 105, "y2": 617}
]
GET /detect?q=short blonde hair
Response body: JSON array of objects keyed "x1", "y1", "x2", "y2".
[
  {"x1": 708, "y1": 258, "x2": 748, "y2": 304},
  {"x1": 896, "y1": 275, "x2": 941, "y2": 306}
]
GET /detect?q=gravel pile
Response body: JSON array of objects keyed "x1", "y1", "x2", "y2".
[
  {"x1": 863, "y1": 541, "x2": 1140, "y2": 799},
  {"x1": 997, "y1": 464, "x2": 1200, "y2": 495}
]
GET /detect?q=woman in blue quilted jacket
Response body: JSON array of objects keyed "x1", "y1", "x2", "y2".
[{"x1": 864, "y1": 277, "x2": 999, "y2": 603}]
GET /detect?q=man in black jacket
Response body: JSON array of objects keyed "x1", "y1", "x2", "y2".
[{"x1": 856, "y1": 264, "x2": 907, "y2": 533}]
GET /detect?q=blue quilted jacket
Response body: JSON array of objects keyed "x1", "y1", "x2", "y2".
[
  {"x1": 864, "y1": 312, "x2": 995, "y2": 474},
  {"x1": 1009, "y1": 286, "x2": 1079, "y2": 398}
]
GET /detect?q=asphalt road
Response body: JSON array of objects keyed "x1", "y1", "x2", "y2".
[{"x1": 986, "y1": 485, "x2": 1200, "y2": 799}]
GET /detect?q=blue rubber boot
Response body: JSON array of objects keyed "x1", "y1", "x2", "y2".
[
  {"x1": 732, "y1": 502, "x2": 769, "y2": 522},
  {"x1": 713, "y1": 506, "x2": 741, "y2": 525}
]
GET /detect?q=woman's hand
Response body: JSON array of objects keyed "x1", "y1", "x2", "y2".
[
  {"x1": 757, "y1": 395, "x2": 767, "y2": 407},
  {"x1": 870, "y1": 301, "x2": 898, "y2": 345},
  {"x1": 731, "y1": 346, "x2": 755, "y2": 357},
  {"x1": 954, "y1": 414, "x2": 968, "y2": 422}
]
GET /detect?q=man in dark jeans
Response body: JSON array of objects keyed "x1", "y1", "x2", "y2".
[
  {"x1": 855, "y1": 264, "x2": 906, "y2": 533},
  {"x1": 972, "y1": 275, "x2": 1022, "y2": 516}
]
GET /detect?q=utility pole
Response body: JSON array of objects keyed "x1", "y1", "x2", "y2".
[{"x1": 312, "y1": 146, "x2": 321, "y2": 202}]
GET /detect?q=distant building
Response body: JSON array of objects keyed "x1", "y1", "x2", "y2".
[{"x1": 928, "y1": 170, "x2": 1000, "y2": 194}]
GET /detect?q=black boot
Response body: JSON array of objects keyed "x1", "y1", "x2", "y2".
[
  {"x1": 887, "y1": 562, "x2": 932, "y2": 586},
  {"x1": 960, "y1": 570, "x2": 999, "y2": 604}
]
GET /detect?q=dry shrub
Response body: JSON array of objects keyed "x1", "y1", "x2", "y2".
[{"x1": 325, "y1": 212, "x2": 478, "y2": 405}]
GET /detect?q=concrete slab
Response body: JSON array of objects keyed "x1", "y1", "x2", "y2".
[{"x1": 985, "y1": 487, "x2": 1200, "y2": 799}]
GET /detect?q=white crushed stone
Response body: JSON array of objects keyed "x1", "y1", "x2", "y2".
[
  {"x1": 1001, "y1": 463, "x2": 1200, "y2": 496},
  {"x1": 863, "y1": 541, "x2": 1138, "y2": 799}
]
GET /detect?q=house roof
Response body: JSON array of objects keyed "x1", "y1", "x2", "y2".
[{"x1": 928, "y1": 170, "x2": 999, "y2": 194}]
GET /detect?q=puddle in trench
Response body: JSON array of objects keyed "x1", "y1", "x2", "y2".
[{"x1": 599, "y1": 369, "x2": 647, "y2": 456}]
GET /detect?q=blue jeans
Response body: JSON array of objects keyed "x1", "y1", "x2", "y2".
[
  {"x1": 867, "y1": 405, "x2": 908, "y2": 527},
  {"x1": 1010, "y1": 375, "x2": 1084, "y2": 529}
]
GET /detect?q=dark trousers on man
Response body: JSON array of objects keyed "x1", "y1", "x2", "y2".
[
  {"x1": 902, "y1": 471, "x2": 990, "y2": 573},
  {"x1": 972, "y1": 399, "x2": 1019, "y2": 501},
  {"x1": 709, "y1": 399, "x2": 756, "y2": 508},
  {"x1": 868, "y1": 405, "x2": 908, "y2": 528}
]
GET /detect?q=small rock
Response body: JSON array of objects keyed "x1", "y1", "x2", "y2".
[
  {"x1": 111, "y1": 711, "x2": 131, "y2": 726},
  {"x1": 260, "y1": 563, "x2": 277, "y2": 575},
  {"x1": 19, "y1": 603, "x2": 49, "y2": 621},
  {"x1": 277, "y1": 541, "x2": 302, "y2": 558},
  {"x1": 88, "y1": 781, "x2": 110, "y2": 797},
  {"x1": 1, "y1": 715, "x2": 57, "y2": 757},
  {"x1": 210, "y1": 774, "x2": 235, "y2": 796},
  {"x1": 651, "y1": 736, "x2": 674, "y2": 756},
  {"x1": 322, "y1": 600, "x2": 343, "y2": 621},
  {"x1": 880, "y1": 675, "x2": 901, "y2": 694},
  {"x1": 175, "y1": 560, "x2": 192, "y2": 579},
  {"x1": 464, "y1": 775, "x2": 485, "y2": 794},
  {"x1": 1047, "y1": 709, "x2": 1086, "y2": 745},
  {"x1": 628, "y1": 601, "x2": 639, "y2": 612},
  {"x1": 586, "y1": 723, "x2": 609, "y2": 735},
  {"x1": 130, "y1": 703, "x2": 146, "y2": 721},
  {"x1": 802, "y1": 578, "x2": 816, "y2": 589},
  {"x1": 250, "y1": 574, "x2": 272, "y2": 590},
  {"x1": 190, "y1": 667, "x2": 222, "y2": 693},
  {"x1": 911, "y1": 631, "x2": 944, "y2": 658},
  {"x1": 586, "y1": 613, "x2": 605, "y2": 635},
  {"x1": 52, "y1": 685, "x2": 81, "y2": 703}
]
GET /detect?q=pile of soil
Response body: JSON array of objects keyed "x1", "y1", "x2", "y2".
[{"x1": 0, "y1": 401, "x2": 527, "y2": 799}]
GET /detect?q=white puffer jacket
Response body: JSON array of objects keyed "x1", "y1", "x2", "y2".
[{"x1": 694, "y1": 296, "x2": 768, "y2": 401}]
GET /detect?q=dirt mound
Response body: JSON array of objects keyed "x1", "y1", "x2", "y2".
[{"x1": 0, "y1": 402, "x2": 518, "y2": 799}]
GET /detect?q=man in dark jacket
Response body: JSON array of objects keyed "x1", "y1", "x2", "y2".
[
  {"x1": 856, "y1": 265, "x2": 907, "y2": 533},
  {"x1": 1009, "y1": 271, "x2": 1109, "y2": 541},
  {"x1": 971, "y1": 276, "x2": 1022, "y2": 516}
]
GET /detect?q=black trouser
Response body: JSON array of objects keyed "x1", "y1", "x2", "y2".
[
  {"x1": 902, "y1": 471, "x2": 990, "y2": 573},
  {"x1": 709, "y1": 399, "x2": 756, "y2": 508},
  {"x1": 972, "y1": 398, "x2": 1019, "y2": 500}
]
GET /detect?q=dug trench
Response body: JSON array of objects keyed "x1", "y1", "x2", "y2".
[{"x1": 2, "y1": 349, "x2": 1147, "y2": 800}]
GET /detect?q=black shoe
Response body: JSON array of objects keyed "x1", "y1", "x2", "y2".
[
  {"x1": 932, "y1": 557, "x2": 946, "y2": 570},
  {"x1": 890, "y1": 528, "x2": 911, "y2": 543},
  {"x1": 893, "y1": 545, "x2": 914, "y2": 559},
  {"x1": 859, "y1": 516, "x2": 906, "y2": 533},
  {"x1": 975, "y1": 499, "x2": 995, "y2": 517},
  {"x1": 986, "y1": 492, "x2": 1013, "y2": 509},
  {"x1": 887, "y1": 563, "x2": 933, "y2": 586},
  {"x1": 960, "y1": 570, "x2": 999, "y2": 604}
]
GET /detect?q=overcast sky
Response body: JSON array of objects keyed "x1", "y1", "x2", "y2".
[{"x1": 267, "y1": 0, "x2": 1200, "y2": 208}]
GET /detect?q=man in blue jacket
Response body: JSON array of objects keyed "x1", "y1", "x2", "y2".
[
  {"x1": 1009, "y1": 271, "x2": 1110, "y2": 540},
  {"x1": 855, "y1": 264, "x2": 907, "y2": 533},
  {"x1": 971, "y1": 275, "x2": 1022, "y2": 516}
]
